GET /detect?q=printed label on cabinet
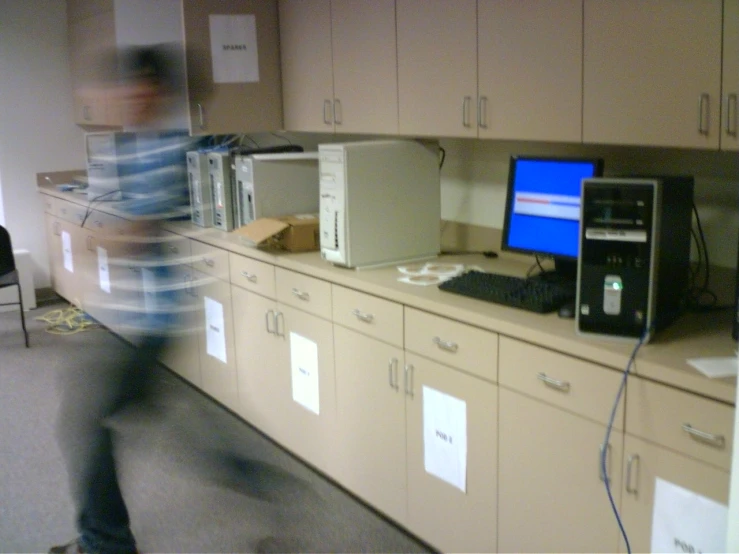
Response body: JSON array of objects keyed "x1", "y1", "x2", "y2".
[
  {"x1": 423, "y1": 385, "x2": 467, "y2": 492},
  {"x1": 62, "y1": 231, "x2": 73, "y2": 273},
  {"x1": 204, "y1": 296, "x2": 227, "y2": 363},
  {"x1": 290, "y1": 331, "x2": 320, "y2": 415},
  {"x1": 97, "y1": 247, "x2": 110, "y2": 293},
  {"x1": 209, "y1": 14, "x2": 260, "y2": 84}
]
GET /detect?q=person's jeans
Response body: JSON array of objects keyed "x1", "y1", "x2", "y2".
[{"x1": 58, "y1": 334, "x2": 166, "y2": 554}]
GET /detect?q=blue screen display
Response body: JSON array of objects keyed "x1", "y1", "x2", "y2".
[{"x1": 504, "y1": 158, "x2": 602, "y2": 259}]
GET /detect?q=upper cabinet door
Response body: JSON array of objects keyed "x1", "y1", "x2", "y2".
[
  {"x1": 583, "y1": 0, "x2": 722, "y2": 149},
  {"x1": 397, "y1": 0, "x2": 478, "y2": 138},
  {"x1": 331, "y1": 0, "x2": 398, "y2": 134},
  {"x1": 477, "y1": 0, "x2": 583, "y2": 143},
  {"x1": 182, "y1": 0, "x2": 283, "y2": 135},
  {"x1": 279, "y1": 0, "x2": 335, "y2": 133},
  {"x1": 722, "y1": 0, "x2": 739, "y2": 151}
]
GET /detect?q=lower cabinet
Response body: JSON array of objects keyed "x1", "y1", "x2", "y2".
[
  {"x1": 192, "y1": 269, "x2": 238, "y2": 411},
  {"x1": 404, "y1": 352, "x2": 497, "y2": 554},
  {"x1": 498, "y1": 388, "x2": 624, "y2": 553},
  {"x1": 333, "y1": 325, "x2": 408, "y2": 525}
]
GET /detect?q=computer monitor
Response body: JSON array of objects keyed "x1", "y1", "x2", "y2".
[{"x1": 501, "y1": 155, "x2": 604, "y2": 281}]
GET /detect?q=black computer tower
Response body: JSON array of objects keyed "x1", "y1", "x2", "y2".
[{"x1": 576, "y1": 176, "x2": 694, "y2": 342}]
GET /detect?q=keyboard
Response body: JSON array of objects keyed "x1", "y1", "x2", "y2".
[{"x1": 438, "y1": 270, "x2": 575, "y2": 314}]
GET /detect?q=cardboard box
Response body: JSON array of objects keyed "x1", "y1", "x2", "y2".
[{"x1": 231, "y1": 214, "x2": 319, "y2": 252}]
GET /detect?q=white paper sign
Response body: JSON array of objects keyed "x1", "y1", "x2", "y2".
[
  {"x1": 290, "y1": 332, "x2": 320, "y2": 414},
  {"x1": 204, "y1": 296, "x2": 227, "y2": 363},
  {"x1": 97, "y1": 247, "x2": 111, "y2": 293},
  {"x1": 209, "y1": 14, "x2": 259, "y2": 84},
  {"x1": 142, "y1": 268, "x2": 156, "y2": 314},
  {"x1": 423, "y1": 386, "x2": 467, "y2": 492},
  {"x1": 62, "y1": 231, "x2": 73, "y2": 273},
  {"x1": 651, "y1": 477, "x2": 727, "y2": 553},
  {"x1": 687, "y1": 357, "x2": 738, "y2": 379}
]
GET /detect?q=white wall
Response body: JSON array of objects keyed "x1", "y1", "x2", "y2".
[{"x1": 0, "y1": 0, "x2": 86, "y2": 288}]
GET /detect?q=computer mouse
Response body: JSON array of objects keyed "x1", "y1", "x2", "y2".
[{"x1": 557, "y1": 303, "x2": 575, "y2": 319}]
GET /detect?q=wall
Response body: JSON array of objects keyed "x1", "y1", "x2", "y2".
[
  {"x1": 0, "y1": 0, "x2": 86, "y2": 288},
  {"x1": 440, "y1": 138, "x2": 739, "y2": 269}
]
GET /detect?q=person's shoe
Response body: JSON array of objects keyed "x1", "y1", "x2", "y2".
[{"x1": 48, "y1": 539, "x2": 86, "y2": 554}]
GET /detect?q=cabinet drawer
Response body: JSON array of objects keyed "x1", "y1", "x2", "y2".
[
  {"x1": 190, "y1": 240, "x2": 230, "y2": 281},
  {"x1": 42, "y1": 194, "x2": 56, "y2": 215},
  {"x1": 56, "y1": 199, "x2": 88, "y2": 226},
  {"x1": 332, "y1": 285, "x2": 403, "y2": 347},
  {"x1": 83, "y1": 210, "x2": 124, "y2": 233},
  {"x1": 160, "y1": 232, "x2": 192, "y2": 266},
  {"x1": 275, "y1": 267, "x2": 332, "y2": 320},
  {"x1": 499, "y1": 336, "x2": 625, "y2": 428},
  {"x1": 229, "y1": 253, "x2": 276, "y2": 298},
  {"x1": 404, "y1": 307, "x2": 497, "y2": 382},
  {"x1": 626, "y1": 377, "x2": 734, "y2": 471}
]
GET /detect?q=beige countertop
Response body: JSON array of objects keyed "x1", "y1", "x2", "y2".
[{"x1": 40, "y1": 184, "x2": 738, "y2": 405}]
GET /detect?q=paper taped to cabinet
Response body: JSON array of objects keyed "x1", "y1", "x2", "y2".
[
  {"x1": 651, "y1": 477, "x2": 727, "y2": 553},
  {"x1": 204, "y1": 296, "x2": 227, "y2": 363},
  {"x1": 97, "y1": 246, "x2": 111, "y2": 293},
  {"x1": 209, "y1": 14, "x2": 259, "y2": 84},
  {"x1": 423, "y1": 386, "x2": 467, "y2": 492},
  {"x1": 290, "y1": 332, "x2": 320, "y2": 415},
  {"x1": 62, "y1": 231, "x2": 73, "y2": 273}
]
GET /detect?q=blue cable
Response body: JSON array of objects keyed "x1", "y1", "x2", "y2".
[{"x1": 601, "y1": 326, "x2": 651, "y2": 554}]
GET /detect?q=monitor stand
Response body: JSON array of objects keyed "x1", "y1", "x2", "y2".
[{"x1": 532, "y1": 257, "x2": 577, "y2": 289}]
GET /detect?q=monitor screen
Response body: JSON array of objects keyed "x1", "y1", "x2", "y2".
[{"x1": 502, "y1": 155, "x2": 604, "y2": 261}]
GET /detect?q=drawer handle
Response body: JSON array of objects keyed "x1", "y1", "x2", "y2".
[
  {"x1": 203, "y1": 257, "x2": 215, "y2": 267},
  {"x1": 682, "y1": 423, "x2": 725, "y2": 449},
  {"x1": 388, "y1": 358, "x2": 399, "y2": 391},
  {"x1": 404, "y1": 364, "x2": 414, "y2": 398},
  {"x1": 351, "y1": 309, "x2": 374, "y2": 323},
  {"x1": 241, "y1": 271, "x2": 258, "y2": 283},
  {"x1": 537, "y1": 372, "x2": 570, "y2": 393},
  {"x1": 432, "y1": 336, "x2": 458, "y2": 353},
  {"x1": 291, "y1": 288, "x2": 310, "y2": 301},
  {"x1": 168, "y1": 245, "x2": 179, "y2": 254}
]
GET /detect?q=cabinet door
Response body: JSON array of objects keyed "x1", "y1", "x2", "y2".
[
  {"x1": 583, "y1": 0, "x2": 722, "y2": 148},
  {"x1": 277, "y1": 303, "x2": 336, "y2": 475},
  {"x1": 499, "y1": 388, "x2": 623, "y2": 553},
  {"x1": 331, "y1": 0, "x2": 398, "y2": 134},
  {"x1": 279, "y1": 0, "x2": 335, "y2": 132},
  {"x1": 620, "y1": 435, "x2": 730, "y2": 554},
  {"x1": 722, "y1": 0, "x2": 739, "y2": 151},
  {"x1": 404, "y1": 352, "x2": 497, "y2": 553},
  {"x1": 333, "y1": 325, "x2": 407, "y2": 524},
  {"x1": 194, "y1": 272, "x2": 238, "y2": 411},
  {"x1": 397, "y1": 0, "x2": 477, "y2": 138},
  {"x1": 477, "y1": 0, "x2": 582, "y2": 142},
  {"x1": 45, "y1": 215, "x2": 63, "y2": 297},
  {"x1": 183, "y1": 0, "x2": 283, "y2": 135},
  {"x1": 53, "y1": 219, "x2": 85, "y2": 306},
  {"x1": 232, "y1": 287, "x2": 288, "y2": 441}
]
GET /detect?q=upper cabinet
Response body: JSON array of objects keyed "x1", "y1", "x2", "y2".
[
  {"x1": 279, "y1": 0, "x2": 398, "y2": 134},
  {"x1": 182, "y1": 0, "x2": 283, "y2": 135},
  {"x1": 67, "y1": 0, "x2": 122, "y2": 127},
  {"x1": 397, "y1": 0, "x2": 478, "y2": 138},
  {"x1": 477, "y1": 0, "x2": 582, "y2": 143},
  {"x1": 397, "y1": 0, "x2": 582, "y2": 142},
  {"x1": 583, "y1": 0, "x2": 723, "y2": 149},
  {"x1": 722, "y1": 0, "x2": 739, "y2": 151}
]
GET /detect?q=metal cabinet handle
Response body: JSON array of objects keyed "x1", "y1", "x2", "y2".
[
  {"x1": 404, "y1": 364, "x2": 415, "y2": 398},
  {"x1": 197, "y1": 103, "x2": 205, "y2": 129},
  {"x1": 727, "y1": 93, "x2": 737, "y2": 137},
  {"x1": 86, "y1": 236, "x2": 93, "y2": 251},
  {"x1": 323, "y1": 99, "x2": 333, "y2": 125},
  {"x1": 698, "y1": 93, "x2": 710, "y2": 135},
  {"x1": 537, "y1": 372, "x2": 571, "y2": 393},
  {"x1": 625, "y1": 454, "x2": 640, "y2": 495},
  {"x1": 478, "y1": 96, "x2": 488, "y2": 129},
  {"x1": 599, "y1": 443, "x2": 612, "y2": 483},
  {"x1": 291, "y1": 288, "x2": 310, "y2": 301},
  {"x1": 333, "y1": 99, "x2": 342, "y2": 125},
  {"x1": 265, "y1": 309, "x2": 275, "y2": 334},
  {"x1": 388, "y1": 358, "x2": 399, "y2": 391},
  {"x1": 241, "y1": 271, "x2": 258, "y2": 283},
  {"x1": 433, "y1": 336, "x2": 458, "y2": 353},
  {"x1": 462, "y1": 96, "x2": 472, "y2": 127},
  {"x1": 168, "y1": 245, "x2": 179, "y2": 254},
  {"x1": 203, "y1": 257, "x2": 215, "y2": 268},
  {"x1": 682, "y1": 423, "x2": 725, "y2": 449},
  {"x1": 275, "y1": 311, "x2": 285, "y2": 337},
  {"x1": 351, "y1": 308, "x2": 374, "y2": 323}
]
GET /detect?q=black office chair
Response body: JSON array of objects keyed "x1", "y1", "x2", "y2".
[{"x1": 0, "y1": 225, "x2": 29, "y2": 347}]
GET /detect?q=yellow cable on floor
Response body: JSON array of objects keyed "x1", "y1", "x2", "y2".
[{"x1": 35, "y1": 305, "x2": 102, "y2": 335}]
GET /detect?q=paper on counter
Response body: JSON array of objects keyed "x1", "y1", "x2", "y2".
[
  {"x1": 651, "y1": 477, "x2": 727, "y2": 553},
  {"x1": 687, "y1": 357, "x2": 738, "y2": 379}
]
